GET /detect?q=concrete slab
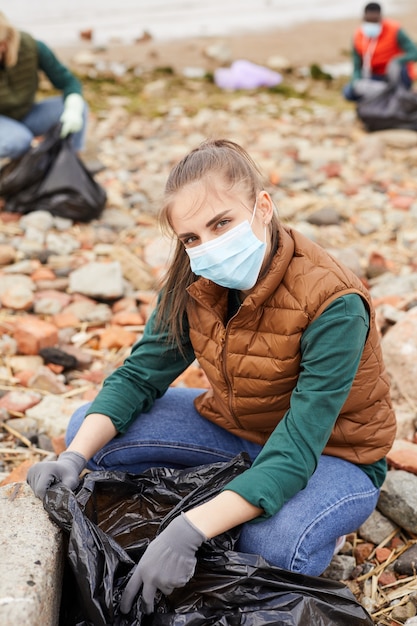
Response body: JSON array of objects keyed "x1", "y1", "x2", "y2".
[{"x1": 0, "y1": 482, "x2": 64, "y2": 626}]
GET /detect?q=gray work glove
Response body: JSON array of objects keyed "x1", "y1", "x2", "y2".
[
  {"x1": 386, "y1": 59, "x2": 402, "y2": 85},
  {"x1": 120, "y1": 512, "x2": 207, "y2": 615},
  {"x1": 26, "y1": 450, "x2": 87, "y2": 499}
]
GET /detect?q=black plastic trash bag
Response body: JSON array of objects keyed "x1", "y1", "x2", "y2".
[
  {"x1": 43, "y1": 453, "x2": 373, "y2": 626},
  {"x1": 0, "y1": 124, "x2": 106, "y2": 221},
  {"x1": 357, "y1": 83, "x2": 417, "y2": 132}
]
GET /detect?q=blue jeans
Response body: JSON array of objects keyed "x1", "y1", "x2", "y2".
[
  {"x1": 66, "y1": 387, "x2": 380, "y2": 576},
  {"x1": 0, "y1": 96, "x2": 88, "y2": 159}
]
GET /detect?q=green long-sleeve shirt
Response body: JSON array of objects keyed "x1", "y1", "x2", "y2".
[
  {"x1": 36, "y1": 40, "x2": 82, "y2": 98},
  {"x1": 87, "y1": 293, "x2": 386, "y2": 519}
]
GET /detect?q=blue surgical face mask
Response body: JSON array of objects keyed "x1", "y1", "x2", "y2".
[
  {"x1": 361, "y1": 21, "x2": 382, "y2": 38},
  {"x1": 186, "y1": 202, "x2": 267, "y2": 291}
]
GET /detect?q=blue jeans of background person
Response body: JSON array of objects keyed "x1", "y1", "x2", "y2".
[
  {"x1": 0, "y1": 95, "x2": 88, "y2": 159},
  {"x1": 66, "y1": 387, "x2": 380, "y2": 577},
  {"x1": 343, "y1": 65, "x2": 412, "y2": 101}
]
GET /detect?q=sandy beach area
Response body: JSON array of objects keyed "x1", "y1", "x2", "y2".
[{"x1": 55, "y1": 9, "x2": 417, "y2": 73}]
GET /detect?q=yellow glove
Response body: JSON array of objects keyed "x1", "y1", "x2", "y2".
[{"x1": 60, "y1": 93, "x2": 84, "y2": 138}]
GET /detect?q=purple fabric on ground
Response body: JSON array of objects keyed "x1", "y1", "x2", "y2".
[{"x1": 214, "y1": 59, "x2": 282, "y2": 90}]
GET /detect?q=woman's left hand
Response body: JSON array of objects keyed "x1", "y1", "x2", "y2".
[{"x1": 120, "y1": 512, "x2": 207, "y2": 614}]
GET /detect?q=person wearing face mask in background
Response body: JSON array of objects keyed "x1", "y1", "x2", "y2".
[
  {"x1": 343, "y1": 2, "x2": 417, "y2": 101},
  {"x1": 0, "y1": 12, "x2": 88, "y2": 161},
  {"x1": 26, "y1": 139, "x2": 396, "y2": 616}
]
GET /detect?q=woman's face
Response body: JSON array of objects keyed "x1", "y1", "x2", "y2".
[{"x1": 170, "y1": 178, "x2": 273, "y2": 256}]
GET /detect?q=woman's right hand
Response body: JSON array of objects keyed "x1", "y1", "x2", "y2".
[{"x1": 26, "y1": 450, "x2": 87, "y2": 499}]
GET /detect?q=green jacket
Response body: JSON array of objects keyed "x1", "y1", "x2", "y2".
[{"x1": 0, "y1": 32, "x2": 82, "y2": 120}]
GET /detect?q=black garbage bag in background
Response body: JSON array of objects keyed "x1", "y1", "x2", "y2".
[
  {"x1": 0, "y1": 124, "x2": 106, "y2": 222},
  {"x1": 43, "y1": 453, "x2": 373, "y2": 626},
  {"x1": 357, "y1": 83, "x2": 417, "y2": 132}
]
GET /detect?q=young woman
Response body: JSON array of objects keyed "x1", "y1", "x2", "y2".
[
  {"x1": 27, "y1": 139, "x2": 396, "y2": 615},
  {"x1": 0, "y1": 11, "x2": 87, "y2": 159}
]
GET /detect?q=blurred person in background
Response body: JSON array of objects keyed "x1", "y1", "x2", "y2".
[
  {"x1": 343, "y1": 2, "x2": 417, "y2": 101},
  {"x1": 0, "y1": 11, "x2": 88, "y2": 160}
]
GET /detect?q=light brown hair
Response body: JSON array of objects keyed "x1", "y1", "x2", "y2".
[
  {"x1": 0, "y1": 12, "x2": 20, "y2": 67},
  {"x1": 155, "y1": 139, "x2": 280, "y2": 349}
]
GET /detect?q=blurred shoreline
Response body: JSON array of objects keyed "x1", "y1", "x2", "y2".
[
  {"x1": 54, "y1": 10, "x2": 417, "y2": 74},
  {"x1": 8, "y1": 0, "x2": 414, "y2": 49}
]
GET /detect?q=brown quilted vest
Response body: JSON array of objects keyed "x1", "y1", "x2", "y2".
[
  {"x1": 186, "y1": 223, "x2": 396, "y2": 465},
  {"x1": 0, "y1": 32, "x2": 39, "y2": 120}
]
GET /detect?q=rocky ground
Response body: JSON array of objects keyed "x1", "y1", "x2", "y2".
[{"x1": 2, "y1": 41, "x2": 417, "y2": 624}]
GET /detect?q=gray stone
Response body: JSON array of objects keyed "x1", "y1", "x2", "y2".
[
  {"x1": 46, "y1": 232, "x2": 81, "y2": 256},
  {"x1": 26, "y1": 395, "x2": 87, "y2": 438},
  {"x1": 69, "y1": 261, "x2": 124, "y2": 299},
  {"x1": 375, "y1": 129, "x2": 417, "y2": 149},
  {"x1": 5, "y1": 416, "x2": 39, "y2": 440},
  {"x1": 326, "y1": 247, "x2": 364, "y2": 278},
  {"x1": 20, "y1": 210, "x2": 54, "y2": 232},
  {"x1": 370, "y1": 273, "x2": 417, "y2": 299},
  {"x1": 391, "y1": 602, "x2": 417, "y2": 623},
  {"x1": 0, "y1": 482, "x2": 64, "y2": 626},
  {"x1": 359, "y1": 508, "x2": 398, "y2": 545},
  {"x1": 0, "y1": 274, "x2": 35, "y2": 296},
  {"x1": 2, "y1": 260, "x2": 38, "y2": 275},
  {"x1": 0, "y1": 335, "x2": 17, "y2": 356},
  {"x1": 321, "y1": 554, "x2": 356, "y2": 581},
  {"x1": 53, "y1": 216, "x2": 73, "y2": 231},
  {"x1": 394, "y1": 544, "x2": 417, "y2": 576},
  {"x1": 378, "y1": 470, "x2": 417, "y2": 533},
  {"x1": 100, "y1": 207, "x2": 136, "y2": 231},
  {"x1": 22, "y1": 226, "x2": 46, "y2": 245},
  {"x1": 84, "y1": 302, "x2": 113, "y2": 324},
  {"x1": 352, "y1": 210, "x2": 384, "y2": 235},
  {"x1": 306, "y1": 207, "x2": 343, "y2": 226}
]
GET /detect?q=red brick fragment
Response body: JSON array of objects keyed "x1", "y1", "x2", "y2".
[
  {"x1": 31, "y1": 267, "x2": 56, "y2": 281},
  {"x1": 52, "y1": 311, "x2": 80, "y2": 328},
  {"x1": 354, "y1": 542, "x2": 374, "y2": 565},
  {"x1": 378, "y1": 571, "x2": 398, "y2": 587},
  {"x1": 51, "y1": 435, "x2": 67, "y2": 456},
  {"x1": 375, "y1": 547, "x2": 392, "y2": 563},
  {"x1": 387, "y1": 441, "x2": 417, "y2": 475},
  {"x1": 112, "y1": 297, "x2": 137, "y2": 313},
  {"x1": 13, "y1": 316, "x2": 58, "y2": 355},
  {"x1": 98, "y1": 326, "x2": 137, "y2": 349},
  {"x1": 0, "y1": 390, "x2": 41, "y2": 413},
  {"x1": 390, "y1": 537, "x2": 405, "y2": 550},
  {"x1": 0, "y1": 211, "x2": 20, "y2": 223},
  {"x1": 391, "y1": 195, "x2": 414, "y2": 210},
  {"x1": 14, "y1": 369, "x2": 36, "y2": 387},
  {"x1": 0, "y1": 459, "x2": 33, "y2": 486},
  {"x1": 112, "y1": 311, "x2": 145, "y2": 326}
]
